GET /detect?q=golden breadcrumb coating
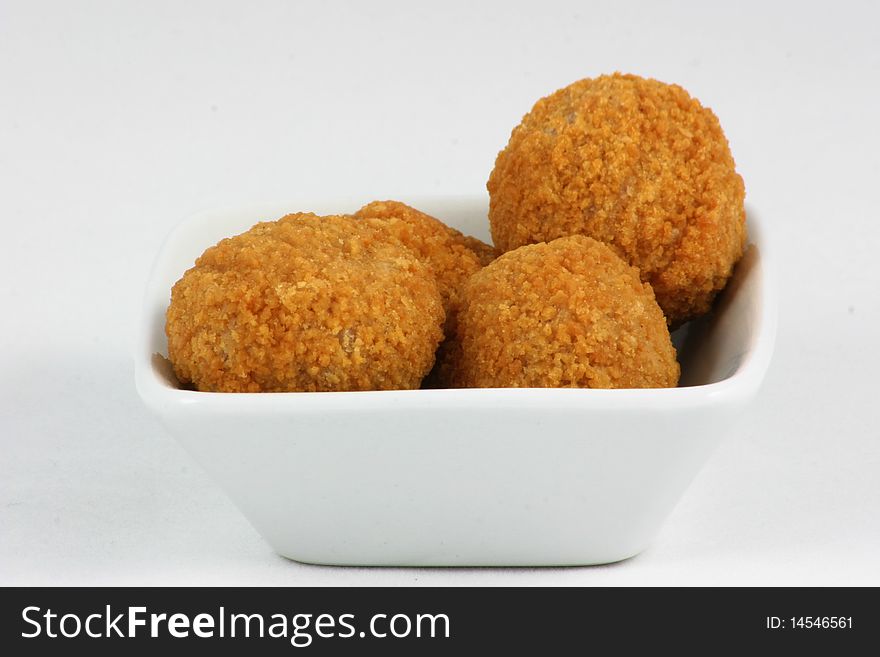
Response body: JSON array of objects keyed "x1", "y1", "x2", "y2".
[
  {"x1": 487, "y1": 72, "x2": 746, "y2": 326},
  {"x1": 451, "y1": 235, "x2": 679, "y2": 389},
  {"x1": 354, "y1": 200, "x2": 496, "y2": 387},
  {"x1": 354, "y1": 200, "x2": 494, "y2": 310},
  {"x1": 165, "y1": 213, "x2": 444, "y2": 392},
  {"x1": 459, "y1": 234, "x2": 499, "y2": 267}
]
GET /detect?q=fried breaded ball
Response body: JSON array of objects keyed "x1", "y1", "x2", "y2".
[
  {"x1": 354, "y1": 200, "x2": 495, "y2": 310},
  {"x1": 451, "y1": 235, "x2": 679, "y2": 389},
  {"x1": 165, "y1": 213, "x2": 444, "y2": 392},
  {"x1": 487, "y1": 73, "x2": 746, "y2": 326},
  {"x1": 354, "y1": 200, "x2": 496, "y2": 387},
  {"x1": 459, "y1": 234, "x2": 498, "y2": 267}
]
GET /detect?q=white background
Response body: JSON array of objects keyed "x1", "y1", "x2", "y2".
[{"x1": 1, "y1": 0, "x2": 878, "y2": 586}]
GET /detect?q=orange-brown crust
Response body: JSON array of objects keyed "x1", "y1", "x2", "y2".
[
  {"x1": 354, "y1": 200, "x2": 496, "y2": 387},
  {"x1": 487, "y1": 73, "x2": 746, "y2": 325},
  {"x1": 354, "y1": 201, "x2": 486, "y2": 317},
  {"x1": 165, "y1": 213, "x2": 444, "y2": 392},
  {"x1": 450, "y1": 235, "x2": 679, "y2": 389},
  {"x1": 459, "y1": 234, "x2": 499, "y2": 267}
]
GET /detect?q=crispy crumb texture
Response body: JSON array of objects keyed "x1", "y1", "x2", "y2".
[
  {"x1": 458, "y1": 234, "x2": 498, "y2": 268},
  {"x1": 487, "y1": 72, "x2": 746, "y2": 325},
  {"x1": 165, "y1": 213, "x2": 444, "y2": 392},
  {"x1": 354, "y1": 200, "x2": 497, "y2": 387},
  {"x1": 354, "y1": 200, "x2": 491, "y2": 315},
  {"x1": 450, "y1": 235, "x2": 679, "y2": 389}
]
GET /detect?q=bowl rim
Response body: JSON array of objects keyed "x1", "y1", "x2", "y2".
[{"x1": 135, "y1": 198, "x2": 777, "y2": 412}]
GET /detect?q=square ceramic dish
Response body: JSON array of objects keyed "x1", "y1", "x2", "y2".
[{"x1": 136, "y1": 197, "x2": 776, "y2": 566}]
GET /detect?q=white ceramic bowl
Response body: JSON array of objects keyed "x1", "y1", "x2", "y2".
[{"x1": 136, "y1": 197, "x2": 776, "y2": 566}]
